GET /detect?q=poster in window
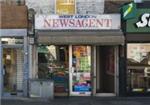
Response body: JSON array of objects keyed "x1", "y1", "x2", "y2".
[
  {"x1": 73, "y1": 46, "x2": 91, "y2": 72},
  {"x1": 72, "y1": 46, "x2": 91, "y2": 92},
  {"x1": 73, "y1": 73, "x2": 91, "y2": 92},
  {"x1": 56, "y1": 0, "x2": 75, "y2": 14}
]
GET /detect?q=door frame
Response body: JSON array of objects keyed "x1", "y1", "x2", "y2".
[
  {"x1": 93, "y1": 45, "x2": 119, "y2": 96},
  {"x1": 69, "y1": 45, "x2": 92, "y2": 96},
  {"x1": 0, "y1": 30, "x2": 28, "y2": 97},
  {"x1": 0, "y1": 38, "x2": 2, "y2": 97}
]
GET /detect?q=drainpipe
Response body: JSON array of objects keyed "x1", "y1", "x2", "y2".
[
  {"x1": 0, "y1": 38, "x2": 2, "y2": 98},
  {"x1": 23, "y1": 36, "x2": 29, "y2": 97}
]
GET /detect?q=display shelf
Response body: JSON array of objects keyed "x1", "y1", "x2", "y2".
[{"x1": 52, "y1": 70, "x2": 69, "y2": 97}]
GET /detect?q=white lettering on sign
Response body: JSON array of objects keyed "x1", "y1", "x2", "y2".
[
  {"x1": 35, "y1": 14, "x2": 120, "y2": 30},
  {"x1": 136, "y1": 13, "x2": 150, "y2": 28}
]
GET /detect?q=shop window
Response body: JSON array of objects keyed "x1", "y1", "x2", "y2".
[
  {"x1": 38, "y1": 45, "x2": 69, "y2": 96},
  {"x1": 1, "y1": 38, "x2": 23, "y2": 45},
  {"x1": 71, "y1": 46, "x2": 92, "y2": 94},
  {"x1": 127, "y1": 44, "x2": 150, "y2": 93},
  {"x1": 38, "y1": 45, "x2": 69, "y2": 79}
]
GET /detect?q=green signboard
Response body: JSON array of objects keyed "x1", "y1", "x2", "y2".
[
  {"x1": 126, "y1": 8, "x2": 150, "y2": 33},
  {"x1": 122, "y1": 2, "x2": 150, "y2": 33},
  {"x1": 122, "y1": 2, "x2": 137, "y2": 20},
  {"x1": 38, "y1": 46, "x2": 49, "y2": 53}
]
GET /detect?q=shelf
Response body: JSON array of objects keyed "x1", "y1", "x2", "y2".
[
  {"x1": 54, "y1": 93, "x2": 68, "y2": 96},
  {"x1": 128, "y1": 66, "x2": 150, "y2": 69}
]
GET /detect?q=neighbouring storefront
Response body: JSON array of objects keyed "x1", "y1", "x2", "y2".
[
  {"x1": 34, "y1": 14, "x2": 124, "y2": 97},
  {"x1": 0, "y1": 4, "x2": 28, "y2": 97},
  {"x1": 122, "y1": 1, "x2": 150, "y2": 96}
]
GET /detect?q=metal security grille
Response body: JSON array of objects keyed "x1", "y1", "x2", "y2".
[{"x1": 16, "y1": 49, "x2": 23, "y2": 92}]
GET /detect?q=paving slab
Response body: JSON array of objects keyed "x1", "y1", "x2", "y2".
[{"x1": 1, "y1": 97, "x2": 150, "y2": 105}]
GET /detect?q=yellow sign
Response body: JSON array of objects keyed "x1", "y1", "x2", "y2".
[{"x1": 56, "y1": 0, "x2": 75, "y2": 14}]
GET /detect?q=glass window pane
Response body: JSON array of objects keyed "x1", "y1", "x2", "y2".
[
  {"x1": 127, "y1": 43, "x2": 150, "y2": 93},
  {"x1": 38, "y1": 45, "x2": 69, "y2": 96},
  {"x1": 3, "y1": 48, "x2": 24, "y2": 93},
  {"x1": 2, "y1": 38, "x2": 23, "y2": 45},
  {"x1": 56, "y1": 0, "x2": 75, "y2": 14},
  {"x1": 127, "y1": 44, "x2": 150, "y2": 66},
  {"x1": 72, "y1": 46, "x2": 91, "y2": 92}
]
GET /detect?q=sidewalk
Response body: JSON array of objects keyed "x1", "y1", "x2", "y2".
[{"x1": 1, "y1": 97, "x2": 150, "y2": 105}]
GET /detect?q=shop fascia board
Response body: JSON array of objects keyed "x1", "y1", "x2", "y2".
[{"x1": 0, "y1": 29, "x2": 27, "y2": 37}]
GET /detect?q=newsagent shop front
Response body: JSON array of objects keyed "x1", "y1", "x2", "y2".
[
  {"x1": 122, "y1": 2, "x2": 150, "y2": 96},
  {"x1": 34, "y1": 14, "x2": 124, "y2": 97}
]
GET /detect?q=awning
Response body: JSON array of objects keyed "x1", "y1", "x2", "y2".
[{"x1": 36, "y1": 30, "x2": 125, "y2": 45}]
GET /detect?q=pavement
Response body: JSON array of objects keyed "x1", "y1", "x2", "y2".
[{"x1": 1, "y1": 97, "x2": 150, "y2": 105}]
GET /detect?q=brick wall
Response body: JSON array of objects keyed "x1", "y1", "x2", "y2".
[
  {"x1": 104, "y1": 0, "x2": 132, "y2": 13},
  {"x1": 0, "y1": 0, "x2": 25, "y2": 5},
  {"x1": 0, "y1": 4, "x2": 28, "y2": 28}
]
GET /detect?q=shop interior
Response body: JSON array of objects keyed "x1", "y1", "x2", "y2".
[
  {"x1": 3, "y1": 48, "x2": 17, "y2": 95},
  {"x1": 38, "y1": 45, "x2": 69, "y2": 96},
  {"x1": 96, "y1": 46, "x2": 115, "y2": 94},
  {"x1": 37, "y1": 45, "x2": 117, "y2": 96},
  {"x1": 1, "y1": 38, "x2": 24, "y2": 96},
  {"x1": 127, "y1": 43, "x2": 150, "y2": 93},
  {"x1": 38, "y1": 45, "x2": 92, "y2": 96}
]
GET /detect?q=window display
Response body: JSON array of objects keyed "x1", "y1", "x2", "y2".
[
  {"x1": 38, "y1": 45, "x2": 69, "y2": 96},
  {"x1": 38, "y1": 45, "x2": 91, "y2": 96},
  {"x1": 127, "y1": 44, "x2": 150, "y2": 93},
  {"x1": 71, "y1": 46, "x2": 91, "y2": 93}
]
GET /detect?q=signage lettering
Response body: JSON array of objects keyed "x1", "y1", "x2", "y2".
[
  {"x1": 43, "y1": 18, "x2": 112, "y2": 28},
  {"x1": 136, "y1": 13, "x2": 150, "y2": 27},
  {"x1": 35, "y1": 15, "x2": 120, "y2": 30}
]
